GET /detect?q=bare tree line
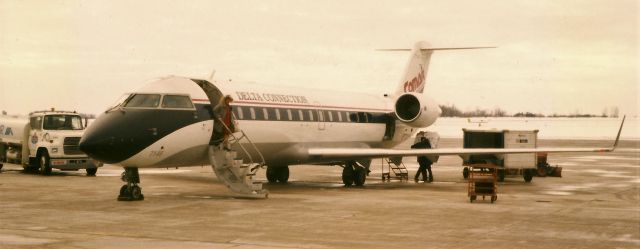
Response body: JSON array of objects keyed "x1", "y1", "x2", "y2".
[{"x1": 439, "y1": 105, "x2": 620, "y2": 118}]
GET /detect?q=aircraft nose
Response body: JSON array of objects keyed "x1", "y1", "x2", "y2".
[
  {"x1": 80, "y1": 112, "x2": 131, "y2": 164},
  {"x1": 80, "y1": 107, "x2": 200, "y2": 164},
  {"x1": 79, "y1": 131, "x2": 118, "y2": 164},
  {"x1": 79, "y1": 110, "x2": 152, "y2": 164}
]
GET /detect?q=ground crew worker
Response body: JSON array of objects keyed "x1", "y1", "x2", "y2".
[{"x1": 411, "y1": 136, "x2": 433, "y2": 182}]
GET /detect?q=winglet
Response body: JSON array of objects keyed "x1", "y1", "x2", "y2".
[{"x1": 610, "y1": 115, "x2": 626, "y2": 150}]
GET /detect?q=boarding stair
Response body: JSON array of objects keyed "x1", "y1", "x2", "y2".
[
  {"x1": 381, "y1": 158, "x2": 409, "y2": 181},
  {"x1": 208, "y1": 119, "x2": 268, "y2": 198}
]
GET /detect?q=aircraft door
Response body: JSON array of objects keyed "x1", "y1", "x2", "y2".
[{"x1": 192, "y1": 79, "x2": 223, "y2": 144}]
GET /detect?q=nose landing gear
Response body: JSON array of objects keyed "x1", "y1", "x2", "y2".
[{"x1": 118, "y1": 167, "x2": 144, "y2": 201}]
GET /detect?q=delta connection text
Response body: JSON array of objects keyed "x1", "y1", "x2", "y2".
[{"x1": 235, "y1": 91, "x2": 309, "y2": 104}]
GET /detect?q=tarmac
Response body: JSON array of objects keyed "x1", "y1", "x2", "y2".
[{"x1": 0, "y1": 139, "x2": 638, "y2": 249}]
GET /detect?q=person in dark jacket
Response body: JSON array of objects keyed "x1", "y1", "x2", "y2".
[{"x1": 411, "y1": 137, "x2": 433, "y2": 182}]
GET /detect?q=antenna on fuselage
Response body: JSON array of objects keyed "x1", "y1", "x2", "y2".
[{"x1": 208, "y1": 69, "x2": 216, "y2": 81}]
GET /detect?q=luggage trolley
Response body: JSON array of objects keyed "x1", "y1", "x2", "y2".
[{"x1": 467, "y1": 164, "x2": 498, "y2": 203}]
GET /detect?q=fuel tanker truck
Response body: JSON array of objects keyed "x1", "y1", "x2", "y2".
[{"x1": 0, "y1": 110, "x2": 99, "y2": 175}]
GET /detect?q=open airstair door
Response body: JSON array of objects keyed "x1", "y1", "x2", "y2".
[{"x1": 192, "y1": 79, "x2": 268, "y2": 198}]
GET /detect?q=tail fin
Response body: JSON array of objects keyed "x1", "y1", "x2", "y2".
[{"x1": 379, "y1": 41, "x2": 495, "y2": 96}]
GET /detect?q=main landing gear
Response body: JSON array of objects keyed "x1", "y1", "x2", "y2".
[
  {"x1": 342, "y1": 161, "x2": 367, "y2": 187},
  {"x1": 118, "y1": 167, "x2": 144, "y2": 201},
  {"x1": 266, "y1": 166, "x2": 289, "y2": 183}
]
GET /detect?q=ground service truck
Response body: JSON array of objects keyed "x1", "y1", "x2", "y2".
[{"x1": 0, "y1": 110, "x2": 99, "y2": 175}]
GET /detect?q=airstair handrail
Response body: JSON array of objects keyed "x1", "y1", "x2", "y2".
[{"x1": 215, "y1": 116, "x2": 266, "y2": 167}]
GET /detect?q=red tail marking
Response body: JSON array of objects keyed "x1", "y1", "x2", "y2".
[{"x1": 403, "y1": 66, "x2": 425, "y2": 92}]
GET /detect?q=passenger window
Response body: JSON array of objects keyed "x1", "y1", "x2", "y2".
[
  {"x1": 337, "y1": 112, "x2": 343, "y2": 122},
  {"x1": 358, "y1": 112, "x2": 368, "y2": 123},
  {"x1": 275, "y1": 109, "x2": 281, "y2": 120},
  {"x1": 298, "y1": 110, "x2": 304, "y2": 121},
  {"x1": 327, "y1": 111, "x2": 333, "y2": 122},
  {"x1": 124, "y1": 94, "x2": 161, "y2": 108},
  {"x1": 236, "y1": 106, "x2": 244, "y2": 120},
  {"x1": 161, "y1": 95, "x2": 194, "y2": 109},
  {"x1": 263, "y1": 108, "x2": 269, "y2": 120},
  {"x1": 250, "y1": 107, "x2": 256, "y2": 120},
  {"x1": 287, "y1": 109, "x2": 293, "y2": 120},
  {"x1": 348, "y1": 112, "x2": 359, "y2": 122},
  {"x1": 308, "y1": 110, "x2": 314, "y2": 121}
]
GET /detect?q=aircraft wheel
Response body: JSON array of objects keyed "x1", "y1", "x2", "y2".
[
  {"x1": 470, "y1": 195, "x2": 476, "y2": 202},
  {"x1": 39, "y1": 151, "x2": 52, "y2": 175},
  {"x1": 119, "y1": 185, "x2": 129, "y2": 196},
  {"x1": 276, "y1": 166, "x2": 289, "y2": 183},
  {"x1": 354, "y1": 167, "x2": 366, "y2": 186},
  {"x1": 86, "y1": 168, "x2": 98, "y2": 176},
  {"x1": 130, "y1": 186, "x2": 144, "y2": 200},
  {"x1": 491, "y1": 195, "x2": 497, "y2": 203},
  {"x1": 266, "y1": 167, "x2": 278, "y2": 183},
  {"x1": 342, "y1": 164, "x2": 354, "y2": 187}
]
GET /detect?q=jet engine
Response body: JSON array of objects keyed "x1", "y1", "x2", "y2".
[{"x1": 394, "y1": 92, "x2": 441, "y2": 128}]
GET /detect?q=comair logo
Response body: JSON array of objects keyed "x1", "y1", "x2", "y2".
[{"x1": 403, "y1": 66, "x2": 425, "y2": 93}]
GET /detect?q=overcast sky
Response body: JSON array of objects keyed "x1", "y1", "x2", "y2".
[{"x1": 0, "y1": 0, "x2": 637, "y2": 116}]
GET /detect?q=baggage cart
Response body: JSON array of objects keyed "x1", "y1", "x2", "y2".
[{"x1": 467, "y1": 164, "x2": 498, "y2": 203}]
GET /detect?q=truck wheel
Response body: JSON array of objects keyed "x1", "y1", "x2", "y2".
[
  {"x1": 39, "y1": 152, "x2": 52, "y2": 175},
  {"x1": 497, "y1": 169, "x2": 506, "y2": 182},
  {"x1": 523, "y1": 169, "x2": 534, "y2": 182},
  {"x1": 86, "y1": 168, "x2": 98, "y2": 176},
  {"x1": 537, "y1": 166, "x2": 547, "y2": 177}
]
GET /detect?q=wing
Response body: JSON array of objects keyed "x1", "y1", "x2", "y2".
[
  {"x1": 309, "y1": 116, "x2": 625, "y2": 161},
  {"x1": 308, "y1": 147, "x2": 614, "y2": 161}
]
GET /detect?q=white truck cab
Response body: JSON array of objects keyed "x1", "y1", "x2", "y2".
[{"x1": 0, "y1": 110, "x2": 99, "y2": 175}]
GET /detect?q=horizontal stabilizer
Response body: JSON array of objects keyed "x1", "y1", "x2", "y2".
[{"x1": 386, "y1": 42, "x2": 496, "y2": 95}]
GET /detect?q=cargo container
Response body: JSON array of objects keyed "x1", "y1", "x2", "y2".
[{"x1": 460, "y1": 129, "x2": 538, "y2": 182}]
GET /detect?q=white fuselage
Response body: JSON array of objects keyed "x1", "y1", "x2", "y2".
[{"x1": 107, "y1": 77, "x2": 421, "y2": 168}]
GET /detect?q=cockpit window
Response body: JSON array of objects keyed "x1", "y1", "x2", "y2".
[
  {"x1": 123, "y1": 94, "x2": 161, "y2": 108},
  {"x1": 111, "y1": 94, "x2": 131, "y2": 108},
  {"x1": 161, "y1": 95, "x2": 194, "y2": 109}
]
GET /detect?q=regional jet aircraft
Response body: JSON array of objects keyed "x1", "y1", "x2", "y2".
[{"x1": 79, "y1": 41, "x2": 623, "y2": 201}]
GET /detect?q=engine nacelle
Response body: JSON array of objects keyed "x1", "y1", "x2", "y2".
[{"x1": 394, "y1": 93, "x2": 441, "y2": 128}]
